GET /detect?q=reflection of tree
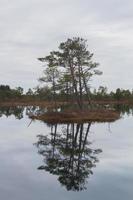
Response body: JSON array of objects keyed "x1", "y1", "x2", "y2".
[
  {"x1": 0, "y1": 106, "x2": 24, "y2": 119},
  {"x1": 114, "y1": 104, "x2": 133, "y2": 116},
  {"x1": 35, "y1": 123, "x2": 102, "y2": 191},
  {"x1": 26, "y1": 106, "x2": 50, "y2": 116}
]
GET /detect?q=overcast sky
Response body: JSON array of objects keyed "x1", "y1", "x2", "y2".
[{"x1": 0, "y1": 0, "x2": 133, "y2": 92}]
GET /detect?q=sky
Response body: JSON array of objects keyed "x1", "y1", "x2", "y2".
[{"x1": 0, "y1": 0, "x2": 133, "y2": 92}]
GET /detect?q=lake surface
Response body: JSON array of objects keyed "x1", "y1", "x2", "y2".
[{"x1": 0, "y1": 106, "x2": 133, "y2": 200}]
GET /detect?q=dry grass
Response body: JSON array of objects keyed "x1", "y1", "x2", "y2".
[
  {"x1": 0, "y1": 101, "x2": 67, "y2": 108},
  {"x1": 30, "y1": 110, "x2": 120, "y2": 123},
  {"x1": 0, "y1": 99, "x2": 133, "y2": 107}
]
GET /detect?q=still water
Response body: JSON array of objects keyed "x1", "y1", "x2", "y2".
[{"x1": 0, "y1": 106, "x2": 133, "y2": 200}]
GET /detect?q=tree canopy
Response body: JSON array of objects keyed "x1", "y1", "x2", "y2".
[{"x1": 38, "y1": 37, "x2": 102, "y2": 109}]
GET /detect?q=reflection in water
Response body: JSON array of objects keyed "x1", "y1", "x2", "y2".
[
  {"x1": 26, "y1": 106, "x2": 48, "y2": 116},
  {"x1": 0, "y1": 104, "x2": 133, "y2": 120},
  {"x1": 35, "y1": 123, "x2": 102, "y2": 191},
  {"x1": 0, "y1": 106, "x2": 133, "y2": 199},
  {"x1": 0, "y1": 106, "x2": 47, "y2": 120},
  {"x1": 114, "y1": 104, "x2": 133, "y2": 116},
  {"x1": 0, "y1": 106, "x2": 24, "y2": 119},
  {"x1": 0, "y1": 104, "x2": 131, "y2": 192}
]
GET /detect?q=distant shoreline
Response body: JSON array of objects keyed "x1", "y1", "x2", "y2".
[{"x1": 0, "y1": 99, "x2": 132, "y2": 107}]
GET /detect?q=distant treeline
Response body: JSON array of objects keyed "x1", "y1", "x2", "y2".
[
  {"x1": 34, "y1": 86, "x2": 133, "y2": 101},
  {"x1": 0, "y1": 84, "x2": 133, "y2": 102},
  {"x1": 0, "y1": 85, "x2": 23, "y2": 100}
]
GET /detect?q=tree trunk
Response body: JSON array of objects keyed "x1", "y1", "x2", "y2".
[
  {"x1": 68, "y1": 59, "x2": 82, "y2": 109},
  {"x1": 81, "y1": 67, "x2": 92, "y2": 106}
]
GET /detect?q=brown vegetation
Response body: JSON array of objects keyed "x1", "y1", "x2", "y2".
[
  {"x1": 0, "y1": 99, "x2": 133, "y2": 107},
  {"x1": 30, "y1": 110, "x2": 120, "y2": 123}
]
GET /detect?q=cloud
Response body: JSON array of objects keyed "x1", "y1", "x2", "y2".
[{"x1": 0, "y1": 0, "x2": 133, "y2": 91}]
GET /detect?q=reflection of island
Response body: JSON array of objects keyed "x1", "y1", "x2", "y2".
[{"x1": 35, "y1": 123, "x2": 102, "y2": 191}]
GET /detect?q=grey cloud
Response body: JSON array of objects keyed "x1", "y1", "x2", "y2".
[{"x1": 0, "y1": 0, "x2": 133, "y2": 91}]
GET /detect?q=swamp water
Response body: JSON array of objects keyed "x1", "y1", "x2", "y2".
[{"x1": 0, "y1": 106, "x2": 133, "y2": 200}]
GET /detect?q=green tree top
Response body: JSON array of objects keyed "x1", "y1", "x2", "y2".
[{"x1": 38, "y1": 37, "x2": 102, "y2": 109}]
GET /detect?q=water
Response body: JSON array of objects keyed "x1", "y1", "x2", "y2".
[{"x1": 0, "y1": 106, "x2": 133, "y2": 200}]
